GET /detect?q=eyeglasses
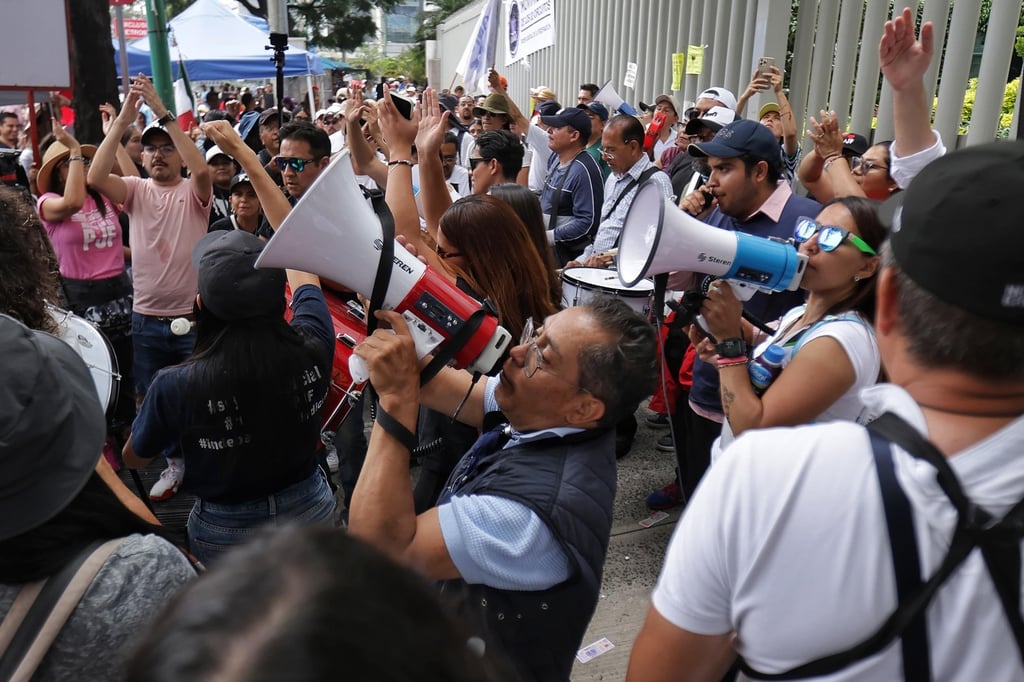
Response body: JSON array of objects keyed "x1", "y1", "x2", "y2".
[
  {"x1": 435, "y1": 243, "x2": 462, "y2": 259},
  {"x1": 143, "y1": 144, "x2": 176, "y2": 155},
  {"x1": 600, "y1": 148, "x2": 616, "y2": 160},
  {"x1": 683, "y1": 107, "x2": 702, "y2": 121},
  {"x1": 519, "y1": 318, "x2": 591, "y2": 394},
  {"x1": 274, "y1": 156, "x2": 320, "y2": 172},
  {"x1": 793, "y1": 217, "x2": 877, "y2": 255},
  {"x1": 468, "y1": 157, "x2": 488, "y2": 170},
  {"x1": 851, "y1": 158, "x2": 889, "y2": 174}
]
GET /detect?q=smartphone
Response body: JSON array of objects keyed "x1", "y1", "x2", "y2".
[
  {"x1": 391, "y1": 93, "x2": 414, "y2": 120},
  {"x1": 757, "y1": 57, "x2": 775, "y2": 77}
]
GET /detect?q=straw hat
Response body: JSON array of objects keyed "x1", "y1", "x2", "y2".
[{"x1": 36, "y1": 142, "x2": 97, "y2": 195}]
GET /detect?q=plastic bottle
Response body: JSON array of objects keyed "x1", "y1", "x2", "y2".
[{"x1": 748, "y1": 344, "x2": 785, "y2": 395}]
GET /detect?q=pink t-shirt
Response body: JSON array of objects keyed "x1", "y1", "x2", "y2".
[
  {"x1": 123, "y1": 176, "x2": 211, "y2": 316},
  {"x1": 38, "y1": 192, "x2": 125, "y2": 280}
]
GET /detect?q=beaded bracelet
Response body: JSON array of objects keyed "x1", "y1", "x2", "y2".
[
  {"x1": 387, "y1": 159, "x2": 414, "y2": 167},
  {"x1": 822, "y1": 154, "x2": 844, "y2": 172},
  {"x1": 67, "y1": 155, "x2": 86, "y2": 163}
]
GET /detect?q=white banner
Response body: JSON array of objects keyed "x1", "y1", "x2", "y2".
[
  {"x1": 455, "y1": 0, "x2": 502, "y2": 95},
  {"x1": 504, "y1": 0, "x2": 556, "y2": 66}
]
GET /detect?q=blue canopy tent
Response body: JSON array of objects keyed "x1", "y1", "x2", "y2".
[{"x1": 113, "y1": 0, "x2": 323, "y2": 81}]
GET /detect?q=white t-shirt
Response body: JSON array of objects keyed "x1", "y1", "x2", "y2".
[
  {"x1": 653, "y1": 382, "x2": 1024, "y2": 681},
  {"x1": 715, "y1": 307, "x2": 880, "y2": 454},
  {"x1": 526, "y1": 123, "x2": 552, "y2": 193}
]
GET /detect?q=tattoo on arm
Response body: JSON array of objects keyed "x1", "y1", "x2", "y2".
[{"x1": 722, "y1": 386, "x2": 736, "y2": 421}]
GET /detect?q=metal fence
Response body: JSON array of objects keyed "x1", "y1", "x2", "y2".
[{"x1": 435, "y1": 0, "x2": 1023, "y2": 147}]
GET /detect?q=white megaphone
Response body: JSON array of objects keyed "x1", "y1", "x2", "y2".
[
  {"x1": 595, "y1": 80, "x2": 638, "y2": 117},
  {"x1": 256, "y1": 150, "x2": 512, "y2": 383},
  {"x1": 618, "y1": 181, "x2": 806, "y2": 294}
]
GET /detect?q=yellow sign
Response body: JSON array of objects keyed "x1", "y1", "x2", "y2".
[
  {"x1": 671, "y1": 53, "x2": 685, "y2": 90},
  {"x1": 686, "y1": 45, "x2": 704, "y2": 75}
]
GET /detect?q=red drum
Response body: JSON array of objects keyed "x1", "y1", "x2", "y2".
[{"x1": 285, "y1": 286, "x2": 367, "y2": 445}]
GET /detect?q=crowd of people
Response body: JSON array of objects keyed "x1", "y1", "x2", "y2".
[{"x1": 0, "y1": 7, "x2": 1022, "y2": 681}]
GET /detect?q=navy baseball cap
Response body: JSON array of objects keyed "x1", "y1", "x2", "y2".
[
  {"x1": 688, "y1": 119, "x2": 781, "y2": 167},
  {"x1": 540, "y1": 107, "x2": 592, "y2": 139},
  {"x1": 579, "y1": 101, "x2": 609, "y2": 122},
  {"x1": 535, "y1": 100, "x2": 562, "y2": 117}
]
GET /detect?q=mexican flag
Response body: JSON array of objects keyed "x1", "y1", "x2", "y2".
[{"x1": 174, "y1": 58, "x2": 196, "y2": 130}]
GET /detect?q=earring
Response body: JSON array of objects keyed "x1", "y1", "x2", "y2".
[{"x1": 853, "y1": 275, "x2": 861, "y2": 282}]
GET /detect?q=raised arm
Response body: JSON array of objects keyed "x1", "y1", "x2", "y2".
[
  {"x1": 377, "y1": 91, "x2": 446, "y2": 273},
  {"x1": 38, "y1": 120, "x2": 86, "y2": 222},
  {"x1": 100, "y1": 102, "x2": 139, "y2": 179},
  {"x1": 806, "y1": 110, "x2": 864, "y2": 200},
  {"x1": 88, "y1": 92, "x2": 139, "y2": 204},
  {"x1": 735, "y1": 68, "x2": 770, "y2": 118},
  {"x1": 131, "y1": 74, "x2": 212, "y2": 204},
  {"x1": 202, "y1": 119, "x2": 320, "y2": 292},
  {"x1": 770, "y1": 67, "x2": 799, "y2": 157},
  {"x1": 880, "y1": 7, "x2": 937, "y2": 158},
  {"x1": 415, "y1": 88, "x2": 454, "y2": 238},
  {"x1": 488, "y1": 68, "x2": 530, "y2": 132},
  {"x1": 344, "y1": 89, "x2": 388, "y2": 187}
]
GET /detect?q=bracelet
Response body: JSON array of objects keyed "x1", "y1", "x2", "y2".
[
  {"x1": 67, "y1": 155, "x2": 86, "y2": 163},
  {"x1": 387, "y1": 159, "x2": 414, "y2": 167},
  {"x1": 375, "y1": 405, "x2": 417, "y2": 452},
  {"x1": 716, "y1": 356, "x2": 749, "y2": 367},
  {"x1": 822, "y1": 154, "x2": 844, "y2": 172}
]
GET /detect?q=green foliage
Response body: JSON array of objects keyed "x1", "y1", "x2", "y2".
[
  {"x1": 350, "y1": 43, "x2": 424, "y2": 82},
  {"x1": 958, "y1": 77, "x2": 1019, "y2": 138}
]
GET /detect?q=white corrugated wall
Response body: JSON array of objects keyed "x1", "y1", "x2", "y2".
[{"x1": 436, "y1": 0, "x2": 1023, "y2": 146}]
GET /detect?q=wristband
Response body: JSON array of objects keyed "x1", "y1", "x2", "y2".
[
  {"x1": 375, "y1": 405, "x2": 417, "y2": 452},
  {"x1": 156, "y1": 112, "x2": 176, "y2": 127},
  {"x1": 67, "y1": 155, "x2": 86, "y2": 163},
  {"x1": 387, "y1": 159, "x2": 414, "y2": 167},
  {"x1": 716, "y1": 356, "x2": 749, "y2": 367}
]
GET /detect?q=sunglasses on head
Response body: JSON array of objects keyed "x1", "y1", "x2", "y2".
[
  {"x1": 793, "y1": 217, "x2": 877, "y2": 255},
  {"x1": 274, "y1": 156, "x2": 319, "y2": 172}
]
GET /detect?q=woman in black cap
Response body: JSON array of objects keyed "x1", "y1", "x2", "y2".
[
  {"x1": 0, "y1": 314, "x2": 195, "y2": 681},
  {"x1": 122, "y1": 231, "x2": 336, "y2": 565}
]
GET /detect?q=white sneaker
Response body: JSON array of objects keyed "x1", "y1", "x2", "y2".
[
  {"x1": 149, "y1": 458, "x2": 184, "y2": 501},
  {"x1": 325, "y1": 447, "x2": 339, "y2": 474}
]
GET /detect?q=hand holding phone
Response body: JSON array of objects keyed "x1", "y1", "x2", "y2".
[{"x1": 757, "y1": 57, "x2": 775, "y2": 77}]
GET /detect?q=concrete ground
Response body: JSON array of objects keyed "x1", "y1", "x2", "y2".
[{"x1": 570, "y1": 408, "x2": 682, "y2": 680}]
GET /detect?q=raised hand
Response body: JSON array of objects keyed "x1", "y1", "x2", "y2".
[
  {"x1": 415, "y1": 88, "x2": 450, "y2": 157},
  {"x1": 130, "y1": 73, "x2": 167, "y2": 115},
  {"x1": 377, "y1": 90, "x2": 420, "y2": 154},
  {"x1": 879, "y1": 7, "x2": 934, "y2": 91},
  {"x1": 806, "y1": 110, "x2": 844, "y2": 159}
]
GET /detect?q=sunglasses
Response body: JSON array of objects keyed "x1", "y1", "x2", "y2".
[
  {"x1": 793, "y1": 217, "x2": 877, "y2": 255},
  {"x1": 274, "y1": 156, "x2": 320, "y2": 172},
  {"x1": 435, "y1": 243, "x2": 462, "y2": 259},
  {"x1": 468, "y1": 157, "x2": 488, "y2": 171}
]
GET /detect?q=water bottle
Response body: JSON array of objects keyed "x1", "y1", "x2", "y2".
[{"x1": 748, "y1": 344, "x2": 785, "y2": 395}]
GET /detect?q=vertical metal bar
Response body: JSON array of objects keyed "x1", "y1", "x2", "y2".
[
  {"x1": 850, "y1": 0, "x2": 888, "y2": 137},
  {"x1": 710, "y1": 0, "x2": 733, "y2": 99},
  {"x1": 788, "y1": 0, "x2": 819, "y2": 136},
  {"x1": 804, "y1": 0, "x2": 840, "y2": 125},
  {"x1": 934, "y1": 0, "x2": 982, "y2": 147},
  {"x1": 967, "y1": 0, "x2": 1023, "y2": 144},
  {"x1": 828, "y1": 0, "x2": 864, "y2": 130}
]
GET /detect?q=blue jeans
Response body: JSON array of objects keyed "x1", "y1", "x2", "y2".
[
  {"x1": 187, "y1": 469, "x2": 336, "y2": 566},
  {"x1": 131, "y1": 312, "x2": 195, "y2": 398}
]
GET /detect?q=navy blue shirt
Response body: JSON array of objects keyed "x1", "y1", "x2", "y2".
[
  {"x1": 131, "y1": 284, "x2": 334, "y2": 502},
  {"x1": 689, "y1": 189, "x2": 822, "y2": 413}
]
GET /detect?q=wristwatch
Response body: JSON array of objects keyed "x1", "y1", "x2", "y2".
[
  {"x1": 156, "y1": 112, "x2": 176, "y2": 127},
  {"x1": 715, "y1": 337, "x2": 747, "y2": 358}
]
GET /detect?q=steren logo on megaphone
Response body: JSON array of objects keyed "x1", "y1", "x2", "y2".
[
  {"x1": 617, "y1": 180, "x2": 807, "y2": 293},
  {"x1": 255, "y1": 149, "x2": 512, "y2": 383},
  {"x1": 372, "y1": 238, "x2": 415, "y2": 275}
]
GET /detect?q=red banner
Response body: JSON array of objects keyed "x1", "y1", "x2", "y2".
[{"x1": 112, "y1": 17, "x2": 148, "y2": 40}]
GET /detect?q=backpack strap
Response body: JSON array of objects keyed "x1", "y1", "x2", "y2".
[
  {"x1": 741, "y1": 412, "x2": 1024, "y2": 679},
  {"x1": 0, "y1": 538, "x2": 124, "y2": 682}
]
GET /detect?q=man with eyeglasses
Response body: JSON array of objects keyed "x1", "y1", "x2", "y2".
[
  {"x1": 350, "y1": 296, "x2": 658, "y2": 682},
  {"x1": 89, "y1": 74, "x2": 213, "y2": 502},
  {"x1": 273, "y1": 122, "x2": 332, "y2": 202}
]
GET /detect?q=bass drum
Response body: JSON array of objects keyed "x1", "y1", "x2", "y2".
[
  {"x1": 284, "y1": 286, "x2": 368, "y2": 442},
  {"x1": 48, "y1": 305, "x2": 120, "y2": 414},
  {"x1": 560, "y1": 267, "x2": 654, "y2": 316}
]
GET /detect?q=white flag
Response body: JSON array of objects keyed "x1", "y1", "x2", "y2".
[{"x1": 454, "y1": 0, "x2": 502, "y2": 95}]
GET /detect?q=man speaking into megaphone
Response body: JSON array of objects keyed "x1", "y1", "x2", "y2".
[{"x1": 671, "y1": 119, "x2": 821, "y2": 500}]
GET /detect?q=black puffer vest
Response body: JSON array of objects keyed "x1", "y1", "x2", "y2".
[{"x1": 439, "y1": 426, "x2": 617, "y2": 682}]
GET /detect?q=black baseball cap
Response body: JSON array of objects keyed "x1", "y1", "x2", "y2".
[
  {"x1": 881, "y1": 140, "x2": 1024, "y2": 323},
  {"x1": 192, "y1": 231, "x2": 285, "y2": 321},
  {"x1": 688, "y1": 119, "x2": 780, "y2": 167},
  {"x1": 0, "y1": 314, "x2": 105, "y2": 541},
  {"x1": 229, "y1": 173, "x2": 254, "y2": 192},
  {"x1": 535, "y1": 100, "x2": 562, "y2": 117},
  {"x1": 539, "y1": 107, "x2": 592, "y2": 140},
  {"x1": 842, "y1": 133, "x2": 869, "y2": 156}
]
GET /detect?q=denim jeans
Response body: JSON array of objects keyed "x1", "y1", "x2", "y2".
[
  {"x1": 131, "y1": 311, "x2": 196, "y2": 398},
  {"x1": 187, "y1": 469, "x2": 336, "y2": 566}
]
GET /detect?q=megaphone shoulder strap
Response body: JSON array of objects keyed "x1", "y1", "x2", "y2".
[{"x1": 361, "y1": 187, "x2": 395, "y2": 336}]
